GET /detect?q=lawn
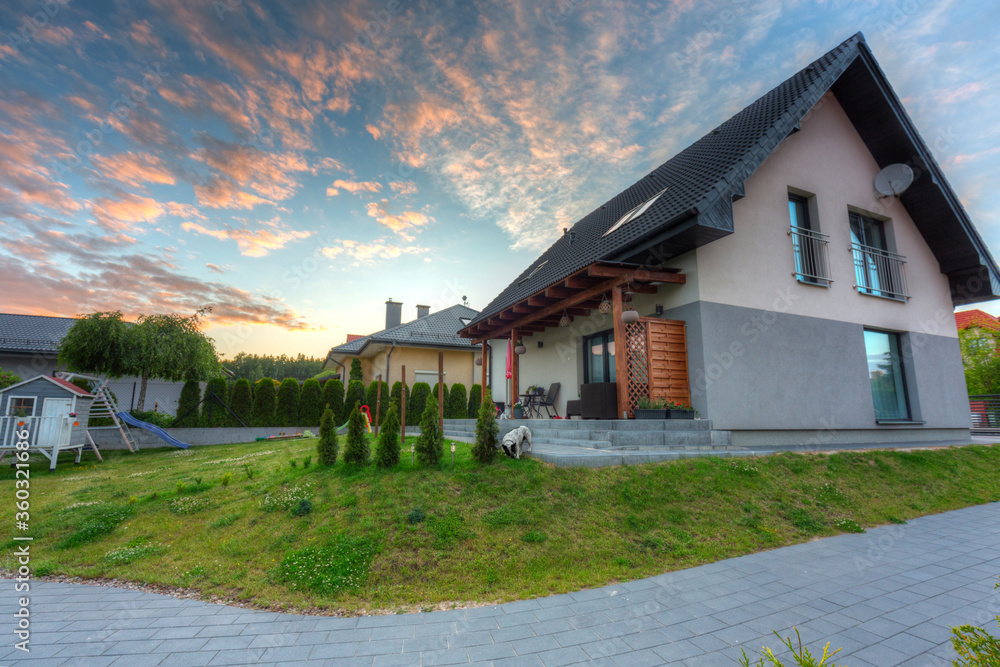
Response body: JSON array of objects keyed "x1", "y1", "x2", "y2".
[{"x1": 2, "y1": 437, "x2": 999, "y2": 616}]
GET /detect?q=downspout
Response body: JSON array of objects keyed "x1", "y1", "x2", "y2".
[
  {"x1": 328, "y1": 356, "x2": 348, "y2": 391},
  {"x1": 385, "y1": 342, "x2": 396, "y2": 387},
  {"x1": 485, "y1": 342, "x2": 493, "y2": 392}
]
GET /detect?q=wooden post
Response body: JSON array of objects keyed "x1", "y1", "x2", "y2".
[
  {"x1": 612, "y1": 284, "x2": 629, "y2": 419},
  {"x1": 400, "y1": 365, "x2": 406, "y2": 446},
  {"x1": 511, "y1": 327, "x2": 519, "y2": 419},
  {"x1": 438, "y1": 351, "x2": 445, "y2": 432},
  {"x1": 374, "y1": 374, "x2": 382, "y2": 436},
  {"x1": 480, "y1": 341, "x2": 488, "y2": 404}
]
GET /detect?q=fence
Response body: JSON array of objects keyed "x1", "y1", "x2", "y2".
[
  {"x1": 969, "y1": 395, "x2": 1000, "y2": 435},
  {"x1": 103, "y1": 378, "x2": 190, "y2": 416}
]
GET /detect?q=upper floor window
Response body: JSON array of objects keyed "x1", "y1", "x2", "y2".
[
  {"x1": 849, "y1": 211, "x2": 909, "y2": 301},
  {"x1": 787, "y1": 192, "x2": 831, "y2": 286}
]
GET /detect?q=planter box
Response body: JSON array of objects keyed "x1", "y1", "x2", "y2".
[
  {"x1": 667, "y1": 409, "x2": 696, "y2": 420},
  {"x1": 634, "y1": 409, "x2": 667, "y2": 420}
]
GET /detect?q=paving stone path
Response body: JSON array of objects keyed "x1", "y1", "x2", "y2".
[{"x1": 3, "y1": 502, "x2": 999, "y2": 666}]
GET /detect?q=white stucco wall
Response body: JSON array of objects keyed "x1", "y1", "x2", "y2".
[{"x1": 695, "y1": 91, "x2": 958, "y2": 338}]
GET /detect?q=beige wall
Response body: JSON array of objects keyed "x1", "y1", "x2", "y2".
[{"x1": 696, "y1": 91, "x2": 957, "y2": 338}]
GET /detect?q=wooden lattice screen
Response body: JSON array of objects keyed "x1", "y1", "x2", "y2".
[{"x1": 623, "y1": 317, "x2": 691, "y2": 417}]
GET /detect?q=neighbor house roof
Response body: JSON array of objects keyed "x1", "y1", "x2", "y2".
[
  {"x1": 956, "y1": 310, "x2": 1000, "y2": 333},
  {"x1": 328, "y1": 305, "x2": 479, "y2": 358},
  {"x1": 465, "y1": 32, "x2": 1000, "y2": 331},
  {"x1": 0, "y1": 374, "x2": 93, "y2": 397},
  {"x1": 0, "y1": 313, "x2": 76, "y2": 354}
]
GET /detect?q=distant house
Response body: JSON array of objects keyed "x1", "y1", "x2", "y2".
[
  {"x1": 955, "y1": 309, "x2": 1000, "y2": 367},
  {"x1": 324, "y1": 301, "x2": 482, "y2": 389},
  {"x1": 460, "y1": 33, "x2": 998, "y2": 448}
]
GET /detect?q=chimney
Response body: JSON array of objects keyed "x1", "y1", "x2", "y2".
[
  {"x1": 416, "y1": 304, "x2": 430, "y2": 319},
  {"x1": 385, "y1": 299, "x2": 402, "y2": 329}
]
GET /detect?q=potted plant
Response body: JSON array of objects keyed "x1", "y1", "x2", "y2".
[
  {"x1": 512, "y1": 402, "x2": 525, "y2": 419},
  {"x1": 666, "y1": 401, "x2": 698, "y2": 420},
  {"x1": 634, "y1": 396, "x2": 667, "y2": 420}
]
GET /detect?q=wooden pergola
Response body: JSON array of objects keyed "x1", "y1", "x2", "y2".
[{"x1": 459, "y1": 262, "x2": 686, "y2": 418}]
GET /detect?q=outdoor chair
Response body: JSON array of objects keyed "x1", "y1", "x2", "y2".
[{"x1": 538, "y1": 383, "x2": 560, "y2": 418}]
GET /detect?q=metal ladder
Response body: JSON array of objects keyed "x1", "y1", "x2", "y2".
[{"x1": 91, "y1": 379, "x2": 138, "y2": 452}]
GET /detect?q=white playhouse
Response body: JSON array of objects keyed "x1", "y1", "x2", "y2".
[{"x1": 0, "y1": 375, "x2": 103, "y2": 470}]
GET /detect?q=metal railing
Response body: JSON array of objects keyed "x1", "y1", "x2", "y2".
[
  {"x1": 969, "y1": 395, "x2": 1000, "y2": 435},
  {"x1": 788, "y1": 226, "x2": 832, "y2": 286},
  {"x1": 850, "y1": 242, "x2": 909, "y2": 301}
]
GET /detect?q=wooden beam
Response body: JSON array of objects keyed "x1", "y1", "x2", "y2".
[
  {"x1": 544, "y1": 285, "x2": 573, "y2": 298},
  {"x1": 438, "y1": 351, "x2": 444, "y2": 432},
  {"x1": 511, "y1": 328, "x2": 519, "y2": 420},
  {"x1": 512, "y1": 303, "x2": 533, "y2": 314},
  {"x1": 588, "y1": 265, "x2": 686, "y2": 283},
  {"x1": 612, "y1": 284, "x2": 628, "y2": 419},
  {"x1": 630, "y1": 284, "x2": 658, "y2": 294},
  {"x1": 564, "y1": 276, "x2": 597, "y2": 289},
  {"x1": 498, "y1": 309, "x2": 518, "y2": 321},
  {"x1": 480, "y1": 342, "x2": 487, "y2": 405},
  {"x1": 566, "y1": 307, "x2": 590, "y2": 316},
  {"x1": 400, "y1": 365, "x2": 406, "y2": 445},
  {"x1": 527, "y1": 295, "x2": 555, "y2": 307}
]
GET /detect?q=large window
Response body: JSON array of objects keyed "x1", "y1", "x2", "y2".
[
  {"x1": 863, "y1": 330, "x2": 910, "y2": 421},
  {"x1": 850, "y1": 211, "x2": 909, "y2": 301},
  {"x1": 584, "y1": 330, "x2": 616, "y2": 383},
  {"x1": 788, "y1": 193, "x2": 831, "y2": 286}
]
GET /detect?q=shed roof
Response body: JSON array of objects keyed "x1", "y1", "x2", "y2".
[{"x1": 0, "y1": 374, "x2": 94, "y2": 397}]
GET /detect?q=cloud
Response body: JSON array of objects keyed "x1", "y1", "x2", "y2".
[
  {"x1": 326, "y1": 179, "x2": 383, "y2": 197},
  {"x1": 91, "y1": 151, "x2": 176, "y2": 188},
  {"x1": 90, "y1": 193, "x2": 166, "y2": 234},
  {"x1": 181, "y1": 218, "x2": 312, "y2": 257},
  {"x1": 191, "y1": 135, "x2": 311, "y2": 208},
  {"x1": 321, "y1": 239, "x2": 428, "y2": 264},
  {"x1": 194, "y1": 177, "x2": 270, "y2": 210},
  {"x1": 389, "y1": 181, "x2": 418, "y2": 195},
  {"x1": 206, "y1": 263, "x2": 226, "y2": 274},
  {"x1": 364, "y1": 201, "x2": 432, "y2": 240}
]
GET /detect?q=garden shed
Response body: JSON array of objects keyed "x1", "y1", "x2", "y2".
[{"x1": 0, "y1": 375, "x2": 96, "y2": 469}]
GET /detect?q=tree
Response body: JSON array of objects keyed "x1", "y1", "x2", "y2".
[
  {"x1": 431, "y1": 383, "x2": 448, "y2": 415},
  {"x1": 343, "y1": 401, "x2": 370, "y2": 464},
  {"x1": 408, "y1": 382, "x2": 430, "y2": 427},
  {"x1": 448, "y1": 383, "x2": 467, "y2": 419},
  {"x1": 365, "y1": 380, "x2": 389, "y2": 429},
  {"x1": 201, "y1": 377, "x2": 229, "y2": 427},
  {"x1": 299, "y1": 379, "x2": 323, "y2": 426},
  {"x1": 318, "y1": 407, "x2": 339, "y2": 465},
  {"x1": 472, "y1": 387, "x2": 499, "y2": 464},
  {"x1": 173, "y1": 379, "x2": 201, "y2": 427},
  {"x1": 221, "y1": 352, "x2": 324, "y2": 381},
  {"x1": 275, "y1": 378, "x2": 301, "y2": 427},
  {"x1": 467, "y1": 384, "x2": 482, "y2": 418},
  {"x1": 321, "y1": 379, "x2": 345, "y2": 425},
  {"x1": 252, "y1": 378, "x2": 277, "y2": 426},
  {"x1": 229, "y1": 379, "x2": 253, "y2": 426},
  {"x1": 349, "y1": 358, "x2": 363, "y2": 382},
  {"x1": 0, "y1": 367, "x2": 22, "y2": 391},
  {"x1": 345, "y1": 379, "x2": 366, "y2": 415},
  {"x1": 415, "y1": 394, "x2": 444, "y2": 465},
  {"x1": 374, "y1": 400, "x2": 401, "y2": 468},
  {"x1": 58, "y1": 310, "x2": 220, "y2": 411}
]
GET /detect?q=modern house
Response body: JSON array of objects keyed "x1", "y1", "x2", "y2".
[
  {"x1": 324, "y1": 301, "x2": 482, "y2": 389},
  {"x1": 460, "y1": 33, "x2": 998, "y2": 448}
]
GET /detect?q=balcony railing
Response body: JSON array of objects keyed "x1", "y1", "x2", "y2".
[
  {"x1": 850, "y1": 242, "x2": 910, "y2": 302},
  {"x1": 788, "y1": 226, "x2": 832, "y2": 286}
]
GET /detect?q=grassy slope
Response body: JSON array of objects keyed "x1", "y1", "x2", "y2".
[{"x1": 2, "y1": 438, "x2": 999, "y2": 615}]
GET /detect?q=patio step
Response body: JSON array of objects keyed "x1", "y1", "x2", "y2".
[{"x1": 525, "y1": 443, "x2": 778, "y2": 467}]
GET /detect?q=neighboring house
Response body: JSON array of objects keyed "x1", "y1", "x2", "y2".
[
  {"x1": 460, "y1": 33, "x2": 998, "y2": 448},
  {"x1": 955, "y1": 309, "x2": 1000, "y2": 367},
  {"x1": 0, "y1": 313, "x2": 188, "y2": 416},
  {"x1": 324, "y1": 301, "x2": 482, "y2": 389}
]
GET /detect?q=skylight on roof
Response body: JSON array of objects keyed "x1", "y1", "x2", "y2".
[
  {"x1": 459, "y1": 317, "x2": 471, "y2": 326},
  {"x1": 517, "y1": 259, "x2": 548, "y2": 285},
  {"x1": 602, "y1": 188, "x2": 667, "y2": 237}
]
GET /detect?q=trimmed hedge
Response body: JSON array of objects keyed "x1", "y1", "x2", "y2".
[
  {"x1": 343, "y1": 401, "x2": 369, "y2": 465},
  {"x1": 202, "y1": 378, "x2": 229, "y2": 427},
  {"x1": 252, "y1": 378, "x2": 277, "y2": 427},
  {"x1": 467, "y1": 384, "x2": 482, "y2": 418},
  {"x1": 229, "y1": 378, "x2": 253, "y2": 426},
  {"x1": 321, "y1": 379, "x2": 345, "y2": 425},
  {"x1": 173, "y1": 379, "x2": 201, "y2": 427},
  {"x1": 345, "y1": 380, "x2": 365, "y2": 416},
  {"x1": 448, "y1": 383, "x2": 467, "y2": 419},
  {"x1": 408, "y1": 382, "x2": 430, "y2": 427},
  {"x1": 275, "y1": 378, "x2": 301, "y2": 427},
  {"x1": 415, "y1": 394, "x2": 443, "y2": 465},
  {"x1": 364, "y1": 380, "x2": 390, "y2": 429},
  {"x1": 299, "y1": 378, "x2": 323, "y2": 426}
]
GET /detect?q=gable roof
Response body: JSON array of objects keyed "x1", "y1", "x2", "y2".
[
  {"x1": 328, "y1": 305, "x2": 479, "y2": 357},
  {"x1": 0, "y1": 313, "x2": 76, "y2": 354},
  {"x1": 466, "y1": 32, "x2": 1000, "y2": 330},
  {"x1": 0, "y1": 374, "x2": 93, "y2": 397},
  {"x1": 956, "y1": 309, "x2": 1000, "y2": 333}
]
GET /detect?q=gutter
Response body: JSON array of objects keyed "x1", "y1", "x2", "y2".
[
  {"x1": 384, "y1": 342, "x2": 396, "y2": 387},
  {"x1": 327, "y1": 356, "x2": 348, "y2": 390}
]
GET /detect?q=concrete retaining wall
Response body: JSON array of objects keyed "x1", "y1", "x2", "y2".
[{"x1": 89, "y1": 425, "x2": 320, "y2": 450}]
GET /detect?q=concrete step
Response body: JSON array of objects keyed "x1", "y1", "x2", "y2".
[
  {"x1": 525, "y1": 443, "x2": 778, "y2": 468},
  {"x1": 443, "y1": 418, "x2": 715, "y2": 432}
]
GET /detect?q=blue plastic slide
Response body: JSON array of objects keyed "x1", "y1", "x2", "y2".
[{"x1": 116, "y1": 411, "x2": 191, "y2": 449}]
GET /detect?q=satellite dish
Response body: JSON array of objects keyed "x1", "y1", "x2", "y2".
[{"x1": 874, "y1": 164, "x2": 915, "y2": 197}]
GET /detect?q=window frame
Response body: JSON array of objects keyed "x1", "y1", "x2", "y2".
[
  {"x1": 787, "y1": 190, "x2": 832, "y2": 287},
  {"x1": 863, "y1": 328, "x2": 913, "y2": 423},
  {"x1": 7, "y1": 396, "x2": 36, "y2": 417},
  {"x1": 582, "y1": 328, "x2": 616, "y2": 384}
]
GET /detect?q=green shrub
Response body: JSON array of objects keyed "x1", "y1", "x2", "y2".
[
  {"x1": 467, "y1": 384, "x2": 482, "y2": 418},
  {"x1": 252, "y1": 378, "x2": 277, "y2": 427},
  {"x1": 275, "y1": 378, "x2": 301, "y2": 427},
  {"x1": 365, "y1": 380, "x2": 389, "y2": 429},
  {"x1": 406, "y1": 508, "x2": 426, "y2": 524},
  {"x1": 448, "y1": 383, "x2": 467, "y2": 419},
  {"x1": 343, "y1": 401, "x2": 370, "y2": 465},
  {"x1": 229, "y1": 378, "x2": 252, "y2": 426},
  {"x1": 318, "y1": 407, "x2": 339, "y2": 465},
  {"x1": 201, "y1": 377, "x2": 229, "y2": 427},
  {"x1": 416, "y1": 394, "x2": 443, "y2": 466},
  {"x1": 299, "y1": 378, "x2": 323, "y2": 426},
  {"x1": 472, "y1": 387, "x2": 498, "y2": 464},
  {"x1": 431, "y1": 383, "x2": 448, "y2": 413},
  {"x1": 345, "y1": 380, "x2": 365, "y2": 415},
  {"x1": 739, "y1": 628, "x2": 843, "y2": 667},
  {"x1": 408, "y1": 382, "x2": 430, "y2": 426},
  {"x1": 292, "y1": 499, "x2": 313, "y2": 517},
  {"x1": 173, "y1": 379, "x2": 201, "y2": 427},
  {"x1": 321, "y1": 378, "x2": 345, "y2": 425},
  {"x1": 349, "y1": 358, "x2": 363, "y2": 382},
  {"x1": 951, "y1": 577, "x2": 1000, "y2": 666},
  {"x1": 128, "y1": 410, "x2": 173, "y2": 429},
  {"x1": 390, "y1": 381, "x2": 409, "y2": 416},
  {"x1": 374, "y1": 402, "x2": 401, "y2": 468},
  {"x1": 275, "y1": 534, "x2": 378, "y2": 594},
  {"x1": 0, "y1": 367, "x2": 22, "y2": 391},
  {"x1": 220, "y1": 473, "x2": 232, "y2": 488}
]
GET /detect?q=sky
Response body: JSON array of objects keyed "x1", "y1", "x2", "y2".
[{"x1": 0, "y1": 0, "x2": 998, "y2": 360}]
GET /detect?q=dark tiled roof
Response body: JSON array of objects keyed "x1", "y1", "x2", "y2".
[
  {"x1": 329, "y1": 305, "x2": 479, "y2": 355},
  {"x1": 468, "y1": 31, "x2": 1000, "y2": 327},
  {"x1": 0, "y1": 313, "x2": 76, "y2": 354}
]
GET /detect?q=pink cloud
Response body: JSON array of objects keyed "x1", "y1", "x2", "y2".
[
  {"x1": 321, "y1": 239, "x2": 428, "y2": 264},
  {"x1": 92, "y1": 152, "x2": 176, "y2": 188},
  {"x1": 90, "y1": 194, "x2": 166, "y2": 234},
  {"x1": 364, "y1": 201, "x2": 432, "y2": 240},
  {"x1": 181, "y1": 218, "x2": 312, "y2": 257},
  {"x1": 326, "y1": 179, "x2": 382, "y2": 197}
]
